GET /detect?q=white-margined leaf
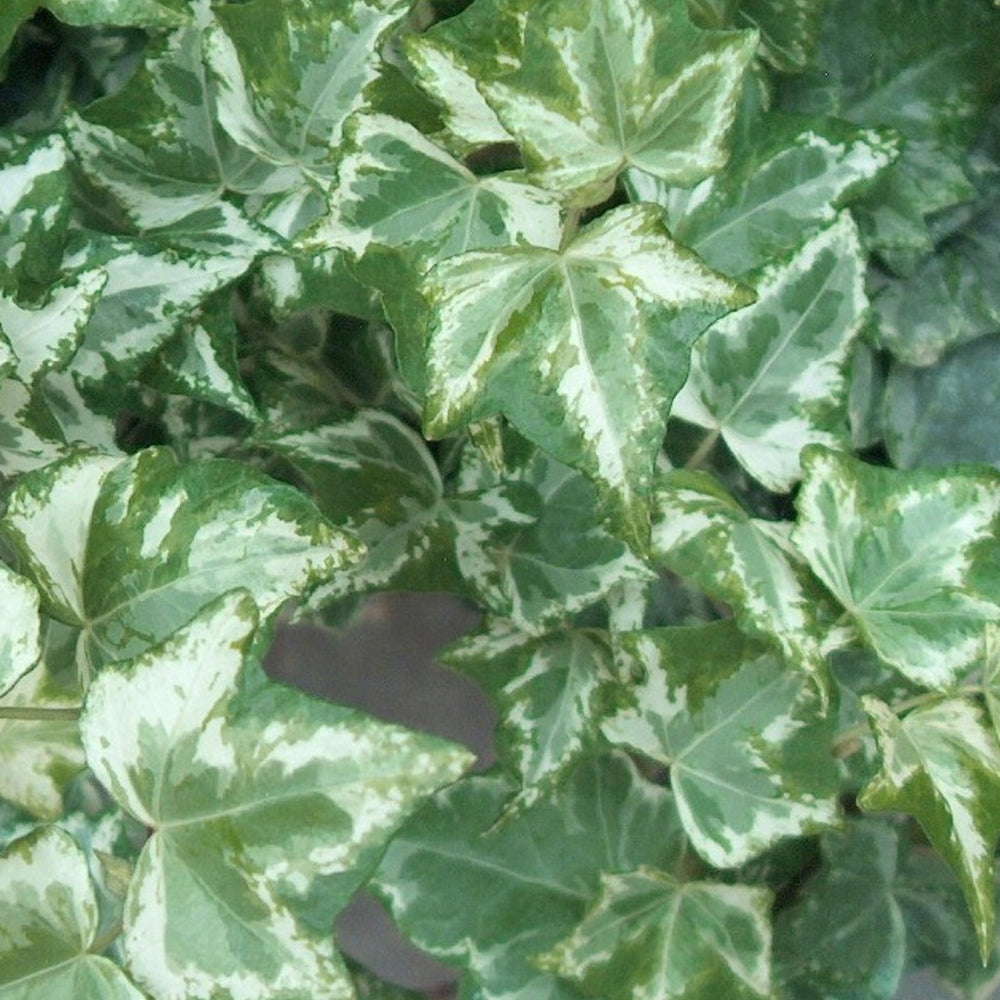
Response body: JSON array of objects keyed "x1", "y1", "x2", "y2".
[
  {"x1": 80, "y1": 591, "x2": 471, "y2": 1000},
  {"x1": 672, "y1": 213, "x2": 867, "y2": 491},
  {"x1": 793, "y1": 446, "x2": 1000, "y2": 689},
  {"x1": 0, "y1": 563, "x2": 41, "y2": 697}
]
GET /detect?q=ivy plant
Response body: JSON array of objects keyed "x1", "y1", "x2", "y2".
[{"x1": 1, "y1": 0, "x2": 1000, "y2": 998}]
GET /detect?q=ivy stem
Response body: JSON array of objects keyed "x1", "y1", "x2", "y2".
[
  {"x1": 685, "y1": 429, "x2": 720, "y2": 471},
  {"x1": 0, "y1": 705, "x2": 81, "y2": 721}
]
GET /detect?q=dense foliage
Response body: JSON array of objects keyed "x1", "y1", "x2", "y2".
[{"x1": 1, "y1": 0, "x2": 1000, "y2": 997}]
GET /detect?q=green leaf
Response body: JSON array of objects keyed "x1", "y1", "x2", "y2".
[
  {"x1": 603, "y1": 621, "x2": 840, "y2": 867},
  {"x1": 884, "y1": 333, "x2": 1000, "y2": 470},
  {"x1": 736, "y1": 0, "x2": 826, "y2": 72},
  {"x1": 651, "y1": 470, "x2": 826, "y2": 681},
  {"x1": 0, "y1": 825, "x2": 145, "y2": 1000},
  {"x1": 374, "y1": 753, "x2": 688, "y2": 1000},
  {"x1": 1, "y1": 448, "x2": 362, "y2": 666},
  {"x1": 80, "y1": 591, "x2": 472, "y2": 1000},
  {"x1": 773, "y1": 820, "x2": 906, "y2": 1000},
  {"x1": 672, "y1": 213, "x2": 867, "y2": 491},
  {"x1": 0, "y1": 563, "x2": 41, "y2": 697},
  {"x1": 626, "y1": 114, "x2": 897, "y2": 277},
  {"x1": 480, "y1": 0, "x2": 757, "y2": 196},
  {"x1": 793, "y1": 446, "x2": 1000, "y2": 689},
  {"x1": 860, "y1": 696, "x2": 1000, "y2": 961},
  {"x1": 423, "y1": 202, "x2": 752, "y2": 548},
  {"x1": 47, "y1": 0, "x2": 188, "y2": 28},
  {"x1": 537, "y1": 866, "x2": 771, "y2": 1000}
]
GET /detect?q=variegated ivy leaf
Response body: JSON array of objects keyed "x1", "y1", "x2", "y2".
[
  {"x1": 80, "y1": 591, "x2": 472, "y2": 1000},
  {"x1": 480, "y1": 0, "x2": 757, "y2": 198},
  {"x1": 793, "y1": 446, "x2": 1000, "y2": 689},
  {"x1": 46, "y1": 0, "x2": 188, "y2": 28},
  {"x1": 603, "y1": 621, "x2": 839, "y2": 868},
  {"x1": 0, "y1": 825, "x2": 145, "y2": 1000},
  {"x1": 0, "y1": 447, "x2": 362, "y2": 668},
  {"x1": 735, "y1": 0, "x2": 826, "y2": 72},
  {"x1": 204, "y1": 0, "x2": 412, "y2": 180},
  {"x1": 651, "y1": 469, "x2": 826, "y2": 682},
  {"x1": 984, "y1": 623, "x2": 1000, "y2": 745},
  {"x1": 423, "y1": 203, "x2": 752, "y2": 549},
  {"x1": 443, "y1": 621, "x2": 621, "y2": 815},
  {"x1": 773, "y1": 820, "x2": 906, "y2": 1000},
  {"x1": 401, "y1": 0, "x2": 528, "y2": 150},
  {"x1": 860, "y1": 696, "x2": 1000, "y2": 961},
  {"x1": 537, "y1": 866, "x2": 772, "y2": 1000},
  {"x1": 0, "y1": 562, "x2": 41, "y2": 697},
  {"x1": 323, "y1": 113, "x2": 562, "y2": 263},
  {"x1": 626, "y1": 114, "x2": 897, "y2": 278},
  {"x1": 0, "y1": 268, "x2": 106, "y2": 385},
  {"x1": 672, "y1": 213, "x2": 868, "y2": 491},
  {"x1": 375, "y1": 753, "x2": 688, "y2": 1000}
]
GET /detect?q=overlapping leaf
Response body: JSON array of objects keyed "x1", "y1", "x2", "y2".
[
  {"x1": 0, "y1": 825, "x2": 145, "y2": 1000},
  {"x1": 0, "y1": 563, "x2": 41, "y2": 696},
  {"x1": 671, "y1": 213, "x2": 867, "y2": 491},
  {"x1": 735, "y1": 0, "x2": 827, "y2": 72},
  {"x1": 860, "y1": 697, "x2": 1000, "y2": 961},
  {"x1": 603, "y1": 621, "x2": 839, "y2": 867},
  {"x1": 0, "y1": 448, "x2": 362, "y2": 667},
  {"x1": 538, "y1": 867, "x2": 771, "y2": 1000},
  {"x1": 423, "y1": 203, "x2": 752, "y2": 548},
  {"x1": 80, "y1": 591, "x2": 472, "y2": 1000},
  {"x1": 793, "y1": 446, "x2": 1000, "y2": 689},
  {"x1": 374, "y1": 753, "x2": 687, "y2": 1000},
  {"x1": 650, "y1": 470, "x2": 826, "y2": 680}
]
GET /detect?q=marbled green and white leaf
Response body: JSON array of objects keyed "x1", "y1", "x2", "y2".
[
  {"x1": 773, "y1": 820, "x2": 906, "y2": 1000},
  {"x1": 324, "y1": 113, "x2": 562, "y2": 262},
  {"x1": 481, "y1": 0, "x2": 757, "y2": 196},
  {"x1": 651, "y1": 470, "x2": 826, "y2": 679},
  {"x1": 204, "y1": 0, "x2": 411, "y2": 179},
  {"x1": 46, "y1": 0, "x2": 188, "y2": 28},
  {"x1": 860, "y1": 696, "x2": 1000, "y2": 961},
  {"x1": 627, "y1": 114, "x2": 896, "y2": 277},
  {"x1": 672, "y1": 214, "x2": 867, "y2": 491},
  {"x1": 81, "y1": 592, "x2": 471, "y2": 1000},
  {"x1": 424, "y1": 203, "x2": 752, "y2": 548},
  {"x1": 793, "y1": 447, "x2": 1000, "y2": 689},
  {"x1": 375, "y1": 753, "x2": 688, "y2": 1000},
  {"x1": 735, "y1": 0, "x2": 826, "y2": 71},
  {"x1": 0, "y1": 563, "x2": 41, "y2": 697},
  {"x1": 0, "y1": 268, "x2": 106, "y2": 385},
  {"x1": 604, "y1": 621, "x2": 839, "y2": 867},
  {"x1": 537, "y1": 866, "x2": 772, "y2": 1000},
  {"x1": 0, "y1": 825, "x2": 145, "y2": 1000}
]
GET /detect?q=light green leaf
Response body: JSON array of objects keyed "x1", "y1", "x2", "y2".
[
  {"x1": 375, "y1": 753, "x2": 688, "y2": 1000},
  {"x1": 205, "y1": 0, "x2": 412, "y2": 179},
  {"x1": 0, "y1": 1, "x2": 37, "y2": 67},
  {"x1": 0, "y1": 563, "x2": 41, "y2": 697},
  {"x1": 860, "y1": 696, "x2": 1000, "y2": 961},
  {"x1": 80, "y1": 591, "x2": 471, "y2": 1000},
  {"x1": 324, "y1": 112, "x2": 562, "y2": 262},
  {"x1": 0, "y1": 825, "x2": 145, "y2": 1000},
  {"x1": 793, "y1": 446, "x2": 1000, "y2": 689},
  {"x1": 47, "y1": 0, "x2": 188, "y2": 28},
  {"x1": 885, "y1": 333, "x2": 1000, "y2": 470},
  {"x1": 423, "y1": 203, "x2": 752, "y2": 548},
  {"x1": 627, "y1": 114, "x2": 896, "y2": 277},
  {"x1": 481, "y1": 0, "x2": 757, "y2": 196},
  {"x1": 672, "y1": 213, "x2": 868, "y2": 491},
  {"x1": 773, "y1": 820, "x2": 906, "y2": 1000},
  {"x1": 0, "y1": 268, "x2": 106, "y2": 385},
  {"x1": 603, "y1": 621, "x2": 839, "y2": 867},
  {"x1": 537, "y1": 866, "x2": 772, "y2": 1000},
  {"x1": 651, "y1": 470, "x2": 826, "y2": 680}
]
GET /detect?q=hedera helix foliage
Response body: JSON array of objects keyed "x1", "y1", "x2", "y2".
[{"x1": 2, "y1": 0, "x2": 1000, "y2": 997}]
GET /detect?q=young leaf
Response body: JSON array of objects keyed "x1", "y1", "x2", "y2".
[
  {"x1": 603, "y1": 621, "x2": 839, "y2": 867},
  {"x1": 0, "y1": 825, "x2": 145, "y2": 999},
  {"x1": 537, "y1": 866, "x2": 771, "y2": 1000},
  {"x1": 860, "y1": 696, "x2": 1000, "y2": 961},
  {"x1": 80, "y1": 591, "x2": 472, "y2": 1000},
  {"x1": 773, "y1": 820, "x2": 906, "y2": 1000},
  {"x1": 793, "y1": 446, "x2": 1000, "y2": 689},
  {"x1": 423, "y1": 203, "x2": 752, "y2": 548},
  {"x1": 374, "y1": 753, "x2": 688, "y2": 1000},
  {"x1": 480, "y1": 0, "x2": 757, "y2": 197},
  {"x1": 672, "y1": 213, "x2": 867, "y2": 491}
]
